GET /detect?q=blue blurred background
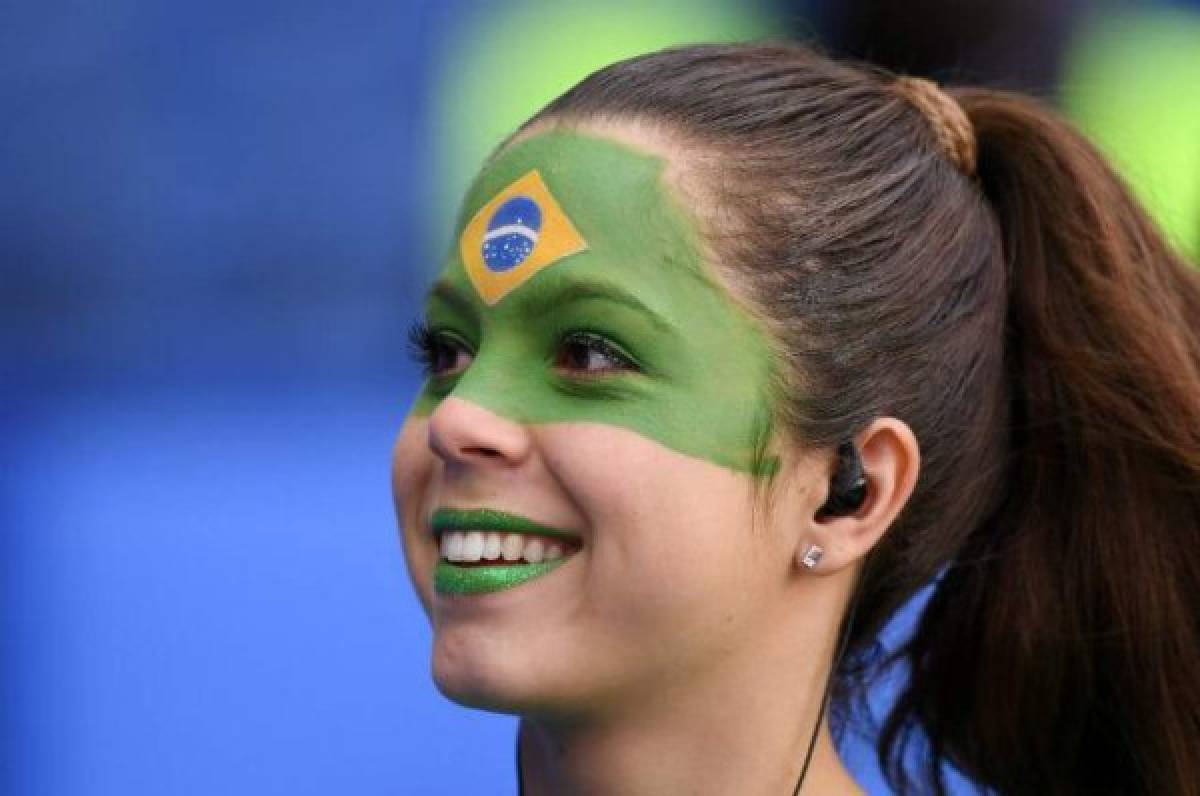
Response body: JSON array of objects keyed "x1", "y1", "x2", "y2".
[{"x1": 3, "y1": 1, "x2": 1197, "y2": 794}]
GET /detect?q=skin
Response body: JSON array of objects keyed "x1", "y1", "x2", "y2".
[{"x1": 393, "y1": 125, "x2": 920, "y2": 794}]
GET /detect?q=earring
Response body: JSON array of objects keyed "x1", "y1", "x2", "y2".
[{"x1": 801, "y1": 544, "x2": 824, "y2": 569}]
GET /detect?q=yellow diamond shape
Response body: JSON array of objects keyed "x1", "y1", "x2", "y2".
[{"x1": 459, "y1": 169, "x2": 588, "y2": 305}]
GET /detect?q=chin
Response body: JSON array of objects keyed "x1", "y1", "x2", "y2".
[
  {"x1": 430, "y1": 629, "x2": 599, "y2": 720},
  {"x1": 433, "y1": 672, "x2": 520, "y2": 714},
  {"x1": 430, "y1": 629, "x2": 536, "y2": 714}
]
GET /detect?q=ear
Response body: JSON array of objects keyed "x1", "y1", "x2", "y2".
[{"x1": 796, "y1": 417, "x2": 920, "y2": 575}]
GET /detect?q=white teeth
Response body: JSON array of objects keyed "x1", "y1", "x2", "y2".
[
  {"x1": 442, "y1": 531, "x2": 577, "y2": 564},
  {"x1": 523, "y1": 538, "x2": 545, "y2": 563},
  {"x1": 446, "y1": 531, "x2": 464, "y2": 561},
  {"x1": 462, "y1": 531, "x2": 485, "y2": 562},
  {"x1": 501, "y1": 533, "x2": 524, "y2": 561},
  {"x1": 482, "y1": 532, "x2": 503, "y2": 560}
]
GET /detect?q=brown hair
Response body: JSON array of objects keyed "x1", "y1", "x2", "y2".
[{"x1": 518, "y1": 42, "x2": 1200, "y2": 794}]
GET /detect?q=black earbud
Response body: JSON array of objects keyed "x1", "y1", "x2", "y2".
[{"x1": 816, "y1": 441, "x2": 868, "y2": 519}]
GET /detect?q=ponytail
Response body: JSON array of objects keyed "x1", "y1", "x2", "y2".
[{"x1": 883, "y1": 89, "x2": 1200, "y2": 794}]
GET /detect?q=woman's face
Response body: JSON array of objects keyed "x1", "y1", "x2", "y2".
[{"x1": 393, "y1": 129, "x2": 810, "y2": 717}]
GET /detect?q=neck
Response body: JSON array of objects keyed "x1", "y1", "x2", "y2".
[
  {"x1": 516, "y1": 579, "x2": 864, "y2": 796},
  {"x1": 518, "y1": 716, "x2": 861, "y2": 796}
]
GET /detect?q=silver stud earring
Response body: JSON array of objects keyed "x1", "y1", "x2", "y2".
[{"x1": 801, "y1": 544, "x2": 824, "y2": 569}]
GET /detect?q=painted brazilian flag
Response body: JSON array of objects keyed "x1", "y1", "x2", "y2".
[{"x1": 459, "y1": 170, "x2": 589, "y2": 305}]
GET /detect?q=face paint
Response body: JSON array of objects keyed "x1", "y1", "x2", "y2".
[
  {"x1": 411, "y1": 131, "x2": 777, "y2": 475},
  {"x1": 460, "y1": 169, "x2": 588, "y2": 305}
]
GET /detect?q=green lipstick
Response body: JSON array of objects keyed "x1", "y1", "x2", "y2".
[
  {"x1": 431, "y1": 507, "x2": 579, "y2": 542},
  {"x1": 432, "y1": 508, "x2": 579, "y2": 595},
  {"x1": 434, "y1": 559, "x2": 569, "y2": 596}
]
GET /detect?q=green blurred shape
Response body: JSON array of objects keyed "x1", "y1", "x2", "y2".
[
  {"x1": 1063, "y1": 8, "x2": 1200, "y2": 263},
  {"x1": 431, "y1": 0, "x2": 777, "y2": 250}
]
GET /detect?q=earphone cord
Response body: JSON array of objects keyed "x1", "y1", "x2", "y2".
[
  {"x1": 792, "y1": 584, "x2": 860, "y2": 795},
  {"x1": 516, "y1": 727, "x2": 524, "y2": 796},
  {"x1": 516, "y1": 588, "x2": 862, "y2": 796}
]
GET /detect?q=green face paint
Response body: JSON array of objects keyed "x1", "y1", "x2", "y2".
[{"x1": 411, "y1": 131, "x2": 777, "y2": 474}]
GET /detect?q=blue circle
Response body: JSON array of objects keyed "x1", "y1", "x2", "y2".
[{"x1": 483, "y1": 196, "x2": 542, "y2": 272}]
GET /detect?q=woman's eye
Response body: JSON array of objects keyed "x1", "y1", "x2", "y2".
[
  {"x1": 408, "y1": 322, "x2": 474, "y2": 378},
  {"x1": 429, "y1": 336, "x2": 472, "y2": 376},
  {"x1": 554, "y1": 332, "x2": 638, "y2": 375}
]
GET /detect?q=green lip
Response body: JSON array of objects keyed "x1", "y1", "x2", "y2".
[
  {"x1": 434, "y1": 559, "x2": 569, "y2": 595},
  {"x1": 430, "y1": 508, "x2": 579, "y2": 543}
]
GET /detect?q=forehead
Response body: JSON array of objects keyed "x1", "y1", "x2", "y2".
[
  {"x1": 441, "y1": 130, "x2": 712, "y2": 312},
  {"x1": 459, "y1": 129, "x2": 674, "y2": 237}
]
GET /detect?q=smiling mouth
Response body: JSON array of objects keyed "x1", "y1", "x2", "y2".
[
  {"x1": 431, "y1": 508, "x2": 583, "y2": 568},
  {"x1": 440, "y1": 530, "x2": 579, "y2": 566}
]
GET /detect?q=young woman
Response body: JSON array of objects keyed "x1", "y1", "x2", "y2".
[{"x1": 393, "y1": 43, "x2": 1200, "y2": 795}]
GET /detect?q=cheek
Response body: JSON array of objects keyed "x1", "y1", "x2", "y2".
[
  {"x1": 392, "y1": 416, "x2": 438, "y2": 615},
  {"x1": 536, "y1": 423, "x2": 778, "y2": 633}
]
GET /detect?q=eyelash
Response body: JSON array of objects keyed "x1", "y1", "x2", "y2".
[
  {"x1": 553, "y1": 330, "x2": 640, "y2": 377},
  {"x1": 407, "y1": 320, "x2": 473, "y2": 379},
  {"x1": 406, "y1": 322, "x2": 640, "y2": 380}
]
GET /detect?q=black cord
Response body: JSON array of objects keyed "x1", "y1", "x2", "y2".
[
  {"x1": 516, "y1": 726, "x2": 525, "y2": 796},
  {"x1": 792, "y1": 585, "x2": 861, "y2": 795}
]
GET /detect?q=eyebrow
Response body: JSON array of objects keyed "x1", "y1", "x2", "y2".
[
  {"x1": 427, "y1": 275, "x2": 672, "y2": 332},
  {"x1": 427, "y1": 280, "x2": 478, "y2": 319},
  {"x1": 519, "y1": 276, "x2": 672, "y2": 332}
]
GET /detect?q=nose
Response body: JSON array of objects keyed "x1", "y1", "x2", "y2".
[{"x1": 427, "y1": 396, "x2": 533, "y2": 467}]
